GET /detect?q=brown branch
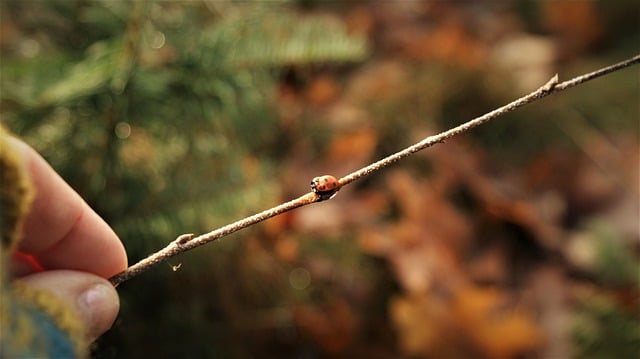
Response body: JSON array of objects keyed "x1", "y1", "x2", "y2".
[{"x1": 109, "y1": 54, "x2": 640, "y2": 286}]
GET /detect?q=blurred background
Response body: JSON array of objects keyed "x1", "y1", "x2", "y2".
[{"x1": 1, "y1": 1, "x2": 638, "y2": 358}]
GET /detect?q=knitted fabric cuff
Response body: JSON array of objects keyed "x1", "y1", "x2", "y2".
[{"x1": 1, "y1": 282, "x2": 88, "y2": 358}]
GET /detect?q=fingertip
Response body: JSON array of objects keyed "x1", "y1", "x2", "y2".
[
  {"x1": 18, "y1": 270, "x2": 121, "y2": 342},
  {"x1": 77, "y1": 281, "x2": 120, "y2": 341}
]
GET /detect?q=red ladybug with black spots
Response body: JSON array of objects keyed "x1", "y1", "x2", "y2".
[{"x1": 311, "y1": 175, "x2": 340, "y2": 200}]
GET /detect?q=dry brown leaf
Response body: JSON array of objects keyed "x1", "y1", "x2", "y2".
[
  {"x1": 273, "y1": 234, "x2": 299, "y2": 262},
  {"x1": 326, "y1": 128, "x2": 377, "y2": 163},
  {"x1": 385, "y1": 16, "x2": 487, "y2": 67},
  {"x1": 294, "y1": 297, "x2": 357, "y2": 355},
  {"x1": 452, "y1": 286, "x2": 543, "y2": 359},
  {"x1": 294, "y1": 201, "x2": 344, "y2": 234},
  {"x1": 344, "y1": 61, "x2": 409, "y2": 104},
  {"x1": 323, "y1": 127, "x2": 378, "y2": 175},
  {"x1": 391, "y1": 286, "x2": 544, "y2": 359},
  {"x1": 304, "y1": 74, "x2": 341, "y2": 106},
  {"x1": 390, "y1": 294, "x2": 462, "y2": 358},
  {"x1": 345, "y1": 6, "x2": 375, "y2": 37},
  {"x1": 543, "y1": 1, "x2": 603, "y2": 58},
  {"x1": 357, "y1": 227, "x2": 395, "y2": 256},
  {"x1": 386, "y1": 171, "x2": 473, "y2": 248}
]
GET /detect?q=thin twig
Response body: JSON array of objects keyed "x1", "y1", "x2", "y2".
[{"x1": 109, "y1": 54, "x2": 640, "y2": 286}]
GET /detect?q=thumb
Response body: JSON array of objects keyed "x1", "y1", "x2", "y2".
[{"x1": 17, "y1": 270, "x2": 120, "y2": 342}]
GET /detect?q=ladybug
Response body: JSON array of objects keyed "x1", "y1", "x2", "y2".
[{"x1": 311, "y1": 175, "x2": 340, "y2": 200}]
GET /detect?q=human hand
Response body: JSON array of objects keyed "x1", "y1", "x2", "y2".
[{"x1": 7, "y1": 137, "x2": 128, "y2": 342}]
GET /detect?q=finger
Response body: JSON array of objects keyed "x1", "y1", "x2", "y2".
[
  {"x1": 18, "y1": 270, "x2": 121, "y2": 342},
  {"x1": 8, "y1": 251, "x2": 44, "y2": 278},
  {"x1": 9, "y1": 137, "x2": 127, "y2": 278}
]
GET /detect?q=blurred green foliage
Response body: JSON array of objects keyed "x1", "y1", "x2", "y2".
[
  {"x1": 1, "y1": 1, "x2": 366, "y2": 357},
  {"x1": 1, "y1": 0, "x2": 366, "y2": 250},
  {"x1": 585, "y1": 221, "x2": 639, "y2": 287},
  {"x1": 573, "y1": 294, "x2": 640, "y2": 359}
]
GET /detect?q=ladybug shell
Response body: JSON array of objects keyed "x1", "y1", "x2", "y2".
[{"x1": 311, "y1": 175, "x2": 339, "y2": 193}]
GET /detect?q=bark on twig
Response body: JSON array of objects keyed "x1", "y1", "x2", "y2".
[{"x1": 109, "y1": 54, "x2": 640, "y2": 286}]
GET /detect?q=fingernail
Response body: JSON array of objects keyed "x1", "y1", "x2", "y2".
[{"x1": 78, "y1": 283, "x2": 119, "y2": 340}]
